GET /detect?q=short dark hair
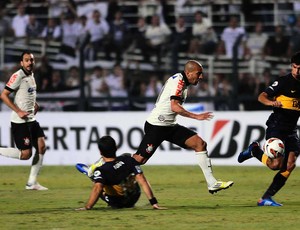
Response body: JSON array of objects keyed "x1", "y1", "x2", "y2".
[
  {"x1": 291, "y1": 51, "x2": 300, "y2": 65},
  {"x1": 97, "y1": 136, "x2": 117, "y2": 158},
  {"x1": 20, "y1": 51, "x2": 33, "y2": 61}
]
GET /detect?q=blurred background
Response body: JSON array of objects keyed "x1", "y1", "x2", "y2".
[{"x1": 0, "y1": 0, "x2": 298, "y2": 112}]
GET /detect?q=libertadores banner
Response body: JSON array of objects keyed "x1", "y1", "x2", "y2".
[{"x1": 1, "y1": 111, "x2": 295, "y2": 166}]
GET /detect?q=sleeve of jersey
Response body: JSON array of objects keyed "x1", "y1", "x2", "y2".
[
  {"x1": 90, "y1": 168, "x2": 105, "y2": 183},
  {"x1": 265, "y1": 78, "x2": 282, "y2": 97},
  {"x1": 169, "y1": 75, "x2": 184, "y2": 102},
  {"x1": 6, "y1": 73, "x2": 21, "y2": 91}
]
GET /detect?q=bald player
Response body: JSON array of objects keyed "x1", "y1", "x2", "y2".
[{"x1": 133, "y1": 60, "x2": 233, "y2": 194}]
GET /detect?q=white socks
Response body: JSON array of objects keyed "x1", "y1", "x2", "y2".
[
  {"x1": 27, "y1": 154, "x2": 44, "y2": 185},
  {"x1": 195, "y1": 151, "x2": 217, "y2": 187},
  {"x1": 0, "y1": 147, "x2": 21, "y2": 159}
]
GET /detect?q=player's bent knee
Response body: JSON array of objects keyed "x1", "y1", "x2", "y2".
[{"x1": 20, "y1": 150, "x2": 32, "y2": 160}]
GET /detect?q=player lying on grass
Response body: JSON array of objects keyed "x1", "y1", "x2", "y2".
[{"x1": 75, "y1": 136, "x2": 166, "y2": 210}]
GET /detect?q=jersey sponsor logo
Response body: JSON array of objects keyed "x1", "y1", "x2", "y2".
[
  {"x1": 113, "y1": 161, "x2": 124, "y2": 169},
  {"x1": 7, "y1": 73, "x2": 18, "y2": 87},
  {"x1": 28, "y1": 87, "x2": 35, "y2": 93},
  {"x1": 276, "y1": 95, "x2": 300, "y2": 111},
  {"x1": 175, "y1": 79, "x2": 184, "y2": 96},
  {"x1": 23, "y1": 137, "x2": 30, "y2": 146}
]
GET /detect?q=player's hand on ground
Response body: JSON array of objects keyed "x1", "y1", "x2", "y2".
[
  {"x1": 75, "y1": 207, "x2": 89, "y2": 211},
  {"x1": 152, "y1": 204, "x2": 168, "y2": 210},
  {"x1": 196, "y1": 112, "x2": 214, "y2": 121}
]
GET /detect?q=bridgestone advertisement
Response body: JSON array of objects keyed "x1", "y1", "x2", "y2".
[{"x1": 0, "y1": 111, "x2": 287, "y2": 166}]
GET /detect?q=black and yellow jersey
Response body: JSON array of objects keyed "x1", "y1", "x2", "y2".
[
  {"x1": 90, "y1": 155, "x2": 142, "y2": 196},
  {"x1": 265, "y1": 73, "x2": 300, "y2": 130}
]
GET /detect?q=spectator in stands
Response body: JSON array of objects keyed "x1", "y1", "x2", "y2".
[
  {"x1": 50, "y1": 70, "x2": 66, "y2": 91},
  {"x1": 170, "y1": 16, "x2": 191, "y2": 72},
  {"x1": 11, "y1": 4, "x2": 29, "y2": 40},
  {"x1": 105, "y1": 64, "x2": 129, "y2": 111},
  {"x1": 188, "y1": 11, "x2": 217, "y2": 56},
  {"x1": 65, "y1": 66, "x2": 80, "y2": 88},
  {"x1": 214, "y1": 73, "x2": 232, "y2": 110},
  {"x1": 35, "y1": 56, "x2": 54, "y2": 92},
  {"x1": 88, "y1": 65, "x2": 110, "y2": 111},
  {"x1": 145, "y1": 14, "x2": 171, "y2": 66},
  {"x1": 238, "y1": 73, "x2": 257, "y2": 110},
  {"x1": 26, "y1": 14, "x2": 44, "y2": 44},
  {"x1": 47, "y1": 0, "x2": 77, "y2": 20},
  {"x1": 106, "y1": 0, "x2": 121, "y2": 22},
  {"x1": 40, "y1": 18, "x2": 62, "y2": 43},
  {"x1": 77, "y1": 15, "x2": 89, "y2": 55},
  {"x1": 251, "y1": 68, "x2": 273, "y2": 110},
  {"x1": 175, "y1": 0, "x2": 207, "y2": 24},
  {"x1": 193, "y1": 78, "x2": 215, "y2": 111},
  {"x1": 0, "y1": 9, "x2": 13, "y2": 38},
  {"x1": 245, "y1": 21, "x2": 269, "y2": 59},
  {"x1": 130, "y1": 17, "x2": 149, "y2": 62},
  {"x1": 138, "y1": 0, "x2": 165, "y2": 24},
  {"x1": 263, "y1": 25, "x2": 291, "y2": 59},
  {"x1": 289, "y1": 16, "x2": 300, "y2": 54},
  {"x1": 60, "y1": 13, "x2": 79, "y2": 58},
  {"x1": 145, "y1": 74, "x2": 162, "y2": 111},
  {"x1": 219, "y1": 16, "x2": 247, "y2": 59},
  {"x1": 106, "y1": 10, "x2": 130, "y2": 62},
  {"x1": 128, "y1": 80, "x2": 147, "y2": 111},
  {"x1": 85, "y1": 9, "x2": 109, "y2": 61}
]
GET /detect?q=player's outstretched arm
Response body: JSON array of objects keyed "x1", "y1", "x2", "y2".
[
  {"x1": 75, "y1": 182, "x2": 103, "y2": 211},
  {"x1": 170, "y1": 99, "x2": 214, "y2": 121},
  {"x1": 135, "y1": 173, "x2": 167, "y2": 210}
]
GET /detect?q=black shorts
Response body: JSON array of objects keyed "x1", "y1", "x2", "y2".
[
  {"x1": 136, "y1": 121, "x2": 197, "y2": 160},
  {"x1": 11, "y1": 121, "x2": 45, "y2": 150},
  {"x1": 266, "y1": 127, "x2": 300, "y2": 157},
  {"x1": 100, "y1": 184, "x2": 141, "y2": 208}
]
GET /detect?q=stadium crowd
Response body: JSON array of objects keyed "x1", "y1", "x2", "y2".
[{"x1": 0, "y1": 0, "x2": 299, "y2": 111}]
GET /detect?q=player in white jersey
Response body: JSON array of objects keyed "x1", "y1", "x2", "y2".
[
  {"x1": 133, "y1": 60, "x2": 233, "y2": 194},
  {"x1": 0, "y1": 51, "x2": 48, "y2": 190}
]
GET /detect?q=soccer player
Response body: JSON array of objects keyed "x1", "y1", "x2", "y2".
[
  {"x1": 132, "y1": 60, "x2": 233, "y2": 194},
  {"x1": 76, "y1": 136, "x2": 165, "y2": 210},
  {"x1": 238, "y1": 51, "x2": 300, "y2": 206},
  {"x1": 0, "y1": 51, "x2": 47, "y2": 190}
]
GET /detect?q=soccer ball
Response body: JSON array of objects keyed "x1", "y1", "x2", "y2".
[{"x1": 263, "y1": 138, "x2": 285, "y2": 159}]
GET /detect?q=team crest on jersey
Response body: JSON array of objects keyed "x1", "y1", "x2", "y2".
[
  {"x1": 146, "y1": 144, "x2": 154, "y2": 154},
  {"x1": 158, "y1": 115, "x2": 165, "y2": 121},
  {"x1": 23, "y1": 137, "x2": 30, "y2": 146}
]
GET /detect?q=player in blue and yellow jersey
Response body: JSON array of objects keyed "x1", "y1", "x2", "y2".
[
  {"x1": 76, "y1": 136, "x2": 165, "y2": 210},
  {"x1": 238, "y1": 51, "x2": 300, "y2": 206}
]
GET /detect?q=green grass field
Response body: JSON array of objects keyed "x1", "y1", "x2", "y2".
[{"x1": 1, "y1": 165, "x2": 300, "y2": 230}]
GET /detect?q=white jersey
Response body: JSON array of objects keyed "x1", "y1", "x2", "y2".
[
  {"x1": 147, "y1": 72, "x2": 188, "y2": 126},
  {"x1": 5, "y1": 68, "x2": 37, "y2": 123}
]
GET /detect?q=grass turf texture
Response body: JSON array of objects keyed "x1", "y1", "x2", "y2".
[{"x1": 1, "y1": 165, "x2": 300, "y2": 229}]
